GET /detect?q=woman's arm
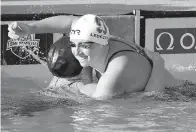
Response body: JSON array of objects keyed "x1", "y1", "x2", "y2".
[
  {"x1": 8, "y1": 15, "x2": 79, "y2": 39},
  {"x1": 28, "y1": 15, "x2": 79, "y2": 34}
]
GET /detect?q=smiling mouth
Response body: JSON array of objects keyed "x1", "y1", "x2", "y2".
[{"x1": 77, "y1": 55, "x2": 88, "y2": 60}]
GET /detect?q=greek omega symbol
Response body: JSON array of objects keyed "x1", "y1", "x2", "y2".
[{"x1": 154, "y1": 28, "x2": 196, "y2": 54}]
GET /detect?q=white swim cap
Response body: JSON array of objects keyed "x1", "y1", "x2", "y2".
[{"x1": 69, "y1": 14, "x2": 110, "y2": 45}]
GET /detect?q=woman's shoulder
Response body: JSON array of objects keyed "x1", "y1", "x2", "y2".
[{"x1": 107, "y1": 51, "x2": 151, "y2": 75}]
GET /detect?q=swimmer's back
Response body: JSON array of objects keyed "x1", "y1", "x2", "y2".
[
  {"x1": 100, "y1": 39, "x2": 152, "y2": 94},
  {"x1": 107, "y1": 50, "x2": 152, "y2": 93}
]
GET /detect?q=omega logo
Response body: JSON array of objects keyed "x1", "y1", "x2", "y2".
[{"x1": 154, "y1": 28, "x2": 196, "y2": 54}]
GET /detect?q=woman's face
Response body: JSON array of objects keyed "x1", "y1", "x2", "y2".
[{"x1": 70, "y1": 39, "x2": 100, "y2": 67}]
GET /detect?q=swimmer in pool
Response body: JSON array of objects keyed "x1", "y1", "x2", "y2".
[
  {"x1": 8, "y1": 14, "x2": 178, "y2": 99},
  {"x1": 46, "y1": 35, "x2": 100, "y2": 94}
]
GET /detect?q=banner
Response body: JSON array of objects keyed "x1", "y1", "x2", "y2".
[
  {"x1": 145, "y1": 17, "x2": 196, "y2": 76},
  {"x1": 145, "y1": 17, "x2": 196, "y2": 54},
  {"x1": 154, "y1": 28, "x2": 196, "y2": 54},
  {"x1": 1, "y1": 24, "x2": 53, "y2": 65}
]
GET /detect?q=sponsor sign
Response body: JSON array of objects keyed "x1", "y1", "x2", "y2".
[
  {"x1": 145, "y1": 17, "x2": 196, "y2": 80},
  {"x1": 154, "y1": 28, "x2": 196, "y2": 54},
  {"x1": 1, "y1": 24, "x2": 53, "y2": 65},
  {"x1": 145, "y1": 17, "x2": 196, "y2": 54},
  {"x1": 6, "y1": 34, "x2": 40, "y2": 59}
]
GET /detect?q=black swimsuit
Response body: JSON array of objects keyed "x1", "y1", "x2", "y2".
[{"x1": 105, "y1": 48, "x2": 153, "y2": 72}]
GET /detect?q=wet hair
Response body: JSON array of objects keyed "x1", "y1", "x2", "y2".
[{"x1": 47, "y1": 36, "x2": 83, "y2": 78}]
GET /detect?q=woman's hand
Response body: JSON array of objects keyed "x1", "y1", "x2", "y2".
[{"x1": 8, "y1": 22, "x2": 32, "y2": 39}]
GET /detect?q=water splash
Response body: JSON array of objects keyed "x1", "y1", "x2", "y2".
[{"x1": 172, "y1": 64, "x2": 196, "y2": 72}]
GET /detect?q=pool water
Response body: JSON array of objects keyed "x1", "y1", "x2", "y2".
[{"x1": 1, "y1": 78, "x2": 196, "y2": 132}]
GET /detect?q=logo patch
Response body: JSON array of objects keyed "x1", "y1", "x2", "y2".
[
  {"x1": 90, "y1": 33, "x2": 108, "y2": 40},
  {"x1": 95, "y1": 16, "x2": 108, "y2": 35},
  {"x1": 6, "y1": 34, "x2": 40, "y2": 59},
  {"x1": 70, "y1": 29, "x2": 81, "y2": 35}
]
